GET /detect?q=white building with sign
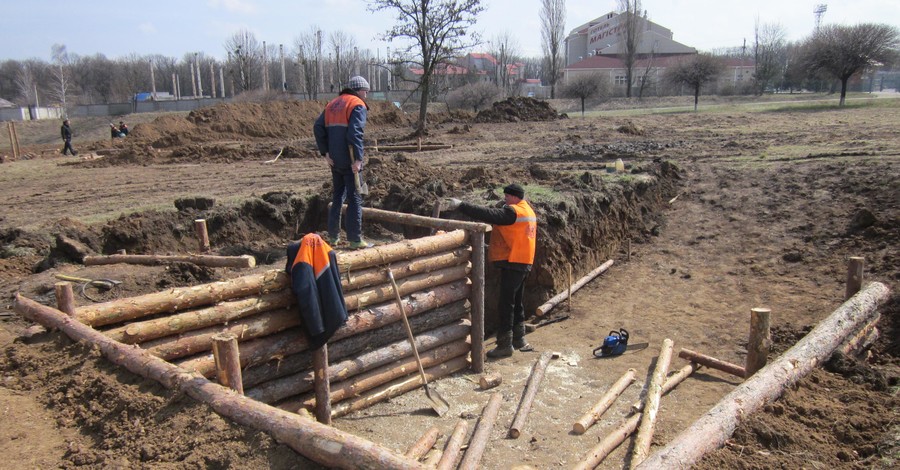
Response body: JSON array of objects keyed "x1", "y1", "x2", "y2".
[{"x1": 565, "y1": 11, "x2": 696, "y2": 65}]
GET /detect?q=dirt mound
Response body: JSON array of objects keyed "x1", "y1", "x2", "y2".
[{"x1": 474, "y1": 97, "x2": 560, "y2": 123}]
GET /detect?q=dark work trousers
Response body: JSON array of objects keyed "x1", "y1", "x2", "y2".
[
  {"x1": 61, "y1": 139, "x2": 76, "y2": 155},
  {"x1": 496, "y1": 268, "x2": 528, "y2": 335},
  {"x1": 328, "y1": 167, "x2": 362, "y2": 243}
]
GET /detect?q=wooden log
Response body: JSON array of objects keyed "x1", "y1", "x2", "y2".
[
  {"x1": 422, "y1": 449, "x2": 443, "y2": 467},
  {"x1": 458, "y1": 392, "x2": 503, "y2": 470},
  {"x1": 746, "y1": 308, "x2": 772, "y2": 377},
  {"x1": 75, "y1": 270, "x2": 288, "y2": 327},
  {"x1": 358, "y1": 207, "x2": 490, "y2": 234},
  {"x1": 575, "y1": 363, "x2": 702, "y2": 470},
  {"x1": 845, "y1": 256, "x2": 864, "y2": 300},
  {"x1": 479, "y1": 372, "x2": 502, "y2": 390},
  {"x1": 312, "y1": 345, "x2": 331, "y2": 425},
  {"x1": 341, "y1": 247, "x2": 470, "y2": 291},
  {"x1": 470, "y1": 231, "x2": 486, "y2": 373},
  {"x1": 636, "y1": 282, "x2": 890, "y2": 469},
  {"x1": 248, "y1": 320, "x2": 470, "y2": 404},
  {"x1": 508, "y1": 351, "x2": 553, "y2": 439},
  {"x1": 436, "y1": 419, "x2": 469, "y2": 470},
  {"x1": 55, "y1": 282, "x2": 76, "y2": 316},
  {"x1": 573, "y1": 368, "x2": 636, "y2": 435},
  {"x1": 194, "y1": 219, "x2": 211, "y2": 252},
  {"x1": 181, "y1": 283, "x2": 470, "y2": 378},
  {"x1": 405, "y1": 426, "x2": 442, "y2": 460},
  {"x1": 337, "y1": 229, "x2": 471, "y2": 272},
  {"x1": 536, "y1": 260, "x2": 614, "y2": 316},
  {"x1": 632, "y1": 338, "x2": 675, "y2": 467},
  {"x1": 104, "y1": 291, "x2": 295, "y2": 343},
  {"x1": 212, "y1": 333, "x2": 243, "y2": 394},
  {"x1": 837, "y1": 314, "x2": 880, "y2": 357},
  {"x1": 12, "y1": 294, "x2": 425, "y2": 470},
  {"x1": 84, "y1": 253, "x2": 255, "y2": 269},
  {"x1": 144, "y1": 309, "x2": 299, "y2": 361},
  {"x1": 678, "y1": 348, "x2": 746, "y2": 379},
  {"x1": 329, "y1": 355, "x2": 469, "y2": 418},
  {"x1": 375, "y1": 144, "x2": 453, "y2": 151},
  {"x1": 344, "y1": 263, "x2": 470, "y2": 311}
]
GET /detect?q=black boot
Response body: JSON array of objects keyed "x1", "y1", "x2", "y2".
[
  {"x1": 487, "y1": 331, "x2": 513, "y2": 358},
  {"x1": 513, "y1": 323, "x2": 533, "y2": 352}
]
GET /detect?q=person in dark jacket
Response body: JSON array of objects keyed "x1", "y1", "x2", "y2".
[
  {"x1": 118, "y1": 121, "x2": 129, "y2": 136},
  {"x1": 60, "y1": 119, "x2": 77, "y2": 156},
  {"x1": 313, "y1": 75, "x2": 371, "y2": 250},
  {"x1": 445, "y1": 184, "x2": 538, "y2": 358}
]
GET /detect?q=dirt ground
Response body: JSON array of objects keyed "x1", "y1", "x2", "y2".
[{"x1": 0, "y1": 95, "x2": 898, "y2": 469}]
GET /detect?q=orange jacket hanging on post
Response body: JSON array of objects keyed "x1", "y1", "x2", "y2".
[
  {"x1": 488, "y1": 200, "x2": 537, "y2": 265},
  {"x1": 285, "y1": 233, "x2": 348, "y2": 349}
]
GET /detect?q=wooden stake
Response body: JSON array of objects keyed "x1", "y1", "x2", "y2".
[
  {"x1": 54, "y1": 282, "x2": 76, "y2": 316},
  {"x1": 636, "y1": 282, "x2": 891, "y2": 469},
  {"x1": 405, "y1": 426, "x2": 441, "y2": 460},
  {"x1": 746, "y1": 308, "x2": 771, "y2": 377},
  {"x1": 458, "y1": 392, "x2": 503, "y2": 470},
  {"x1": 508, "y1": 351, "x2": 553, "y2": 439},
  {"x1": 436, "y1": 419, "x2": 469, "y2": 470},
  {"x1": 478, "y1": 372, "x2": 502, "y2": 390},
  {"x1": 845, "y1": 256, "x2": 864, "y2": 300},
  {"x1": 312, "y1": 345, "x2": 331, "y2": 424},
  {"x1": 84, "y1": 253, "x2": 255, "y2": 269},
  {"x1": 194, "y1": 219, "x2": 211, "y2": 252},
  {"x1": 678, "y1": 348, "x2": 746, "y2": 379},
  {"x1": 573, "y1": 368, "x2": 636, "y2": 434},
  {"x1": 212, "y1": 333, "x2": 243, "y2": 394},
  {"x1": 470, "y1": 231, "x2": 486, "y2": 373},
  {"x1": 536, "y1": 260, "x2": 614, "y2": 316},
  {"x1": 632, "y1": 338, "x2": 675, "y2": 467},
  {"x1": 567, "y1": 264, "x2": 573, "y2": 312}
]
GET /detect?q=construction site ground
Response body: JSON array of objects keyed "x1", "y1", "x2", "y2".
[{"x1": 0, "y1": 94, "x2": 898, "y2": 469}]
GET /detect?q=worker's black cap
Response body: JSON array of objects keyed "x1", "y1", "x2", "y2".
[{"x1": 503, "y1": 184, "x2": 525, "y2": 199}]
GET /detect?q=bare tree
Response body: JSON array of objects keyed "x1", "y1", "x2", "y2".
[
  {"x1": 329, "y1": 30, "x2": 357, "y2": 90},
  {"x1": 14, "y1": 61, "x2": 39, "y2": 106},
  {"x1": 754, "y1": 21, "x2": 787, "y2": 94},
  {"x1": 618, "y1": 0, "x2": 645, "y2": 98},
  {"x1": 561, "y1": 73, "x2": 608, "y2": 116},
  {"x1": 491, "y1": 32, "x2": 520, "y2": 96},
  {"x1": 540, "y1": 0, "x2": 565, "y2": 98},
  {"x1": 446, "y1": 81, "x2": 501, "y2": 112},
  {"x1": 224, "y1": 30, "x2": 261, "y2": 92},
  {"x1": 664, "y1": 53, "x2": 724, "y2": 111},
  {"x1": 294, "y1": 27, "x2": 322, "y2": 99},
  {"x1": 800, "y1": 23, "x2": 899, "y2": 105},
  {"x1": 369, "y1": 0, "x2": 484, "y2": 135},
  {"x1": 50, "y1": 44, "x2": 73, "y2": 110}
]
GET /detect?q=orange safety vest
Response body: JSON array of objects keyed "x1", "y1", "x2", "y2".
[
  {"x1": 489, "y1": 200, "x2": 537, "y2": 265},
  {"x1": 324, "y1": 94, "x2": 366, "y2": 128}
]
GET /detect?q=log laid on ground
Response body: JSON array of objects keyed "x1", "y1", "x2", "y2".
[
  {"x1": 12, "y1": 294, "x2": 424, "y2": 470},
  {"x1": 212, "y1": 333, "x2": 243, "y2": 395},
  {"x1": 344, "y1": 263, "x2": 470, "y2": 311},
  {"x1": 376, "y1": 144, "x2": 453, "y2": 151},
  {"x1": 632, "y1": 338, "x2": 675, "y2": 466},
  {"x1": 405, "y1": 426, "x2": 442, "y2": 460},
  {"x1": 479, "y1": 372, "x2": 502, "y2": 390},
  {"x1": 573, "y1": 368, "x2": 636, "y2": 435},
  {"x1": 536, "y1": 260, "x2": 614, "y2": 316},
  {"x1": 103, "y1": 291, "x2": 294, "y2": 344},
  {"x1": 76, "y1": 270, "x2": 288, "y2": 327},
  {"x1": 341, "y1": 247, "x2": 470, "y2": 291},
  {"x1": 636, "y1": 282, "x2": 891, "y2": 470},
  {"x1": 84, "y1": 253, "x2": 255, "y2": 269},
  {"x1": 837, "y1": 313, "x2": 880, "y2": 357},
  {"x1": 436, "y1": 419, "x2": 469, "y2": 470},
  {"x1": 328, "y1": 355, "x2": 469, "y2": 418},
  {"x1": 312, "y1": 345, "x2": 331, "y2": 425},
  {"x1": 358, "y1": 208, "x2": 491, "y2": 235},
  {"x1": 678, "y1": 348, "x2": 746, "y2": 379},
  {"x1": 422, "y1": 449, "x2": 443, "y2": 467},
  {"x1": 337, "y1": 229, "x2": 471, "y2": 272},
  {"x1": 746, "y1": 308, "x2": 772, "y2": 377},
  {"x1": 458, "y1": 392, "x2": 503, "y2": 470},
  {"x1": 509, "y1": 351, "x2": 553, "y2": 439},
  {"x1": 574, "y1": 362, "x2": 702, "y2": 470}
]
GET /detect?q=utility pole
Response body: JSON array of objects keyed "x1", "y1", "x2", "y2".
[
  {"x1": 280, "y1": 44, "x2": 287, "y2": 92},
  {"x1": 195, "y1": 53, "x2": 203, "y2": 98},
  {"x1": 149, "y1": 59, "x2": 157, "y2": 100},
  {"x1": 219, "y1": 67, "x2": 225, "y2": 98},
  {"x1": 317, "y1": 30, "x2": 324, "y2": 94},
  {"x1": 262, "y1": 41, "x2": 269, "y2": 91},
  {"x1": 190, "y1": 63, "x2": 197, "y2": 98},
  {"x1": 209, "y1": 62, "x2": 216, "y2": 98}
]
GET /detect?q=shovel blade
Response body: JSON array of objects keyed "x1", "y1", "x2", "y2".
[{"x1": 424, "y1": 385, "x2": 450, "y2": 417}]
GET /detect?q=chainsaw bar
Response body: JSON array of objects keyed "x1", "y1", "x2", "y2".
[{"x1": 593, "y1": 342, "x2": 650, "y2": 358}]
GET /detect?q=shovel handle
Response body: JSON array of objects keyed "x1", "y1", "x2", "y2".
[{"x1": 387, "y1": 269, "x2": 429, "y2": 386}]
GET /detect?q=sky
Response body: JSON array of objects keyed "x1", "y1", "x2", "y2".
[{"x1": 0, "y1": 0, "x2": 897, "y2": 62}]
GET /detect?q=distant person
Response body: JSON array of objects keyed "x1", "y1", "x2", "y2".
[
  {"x1": 60, "y1": 119, "x2": 77, "y2": 156},
  {"x1": 118, "y1": 121, "x2": 129, "y2": 136},
  {"x1": 110, "y1": 123, "x2": 122, "y2": 139},
  {"x1": 314, "y1": 76, "x2": 371, "y2": 250}
]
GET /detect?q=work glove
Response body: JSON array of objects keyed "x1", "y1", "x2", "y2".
[{"x1": 445, "y1": 198, "x2": 462, "y2": 211}]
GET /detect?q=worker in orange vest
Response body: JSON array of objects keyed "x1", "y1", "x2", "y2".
[{"x1": 445, "y1": 183, "x2": 537, "y2": 358}]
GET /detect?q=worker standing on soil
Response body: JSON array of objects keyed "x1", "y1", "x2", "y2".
[
  {"x1": 314, "y1": 75, "x2": 371, "y2": 250},
  {"x1": 445, "y1": 184, "x2": 537, "y2": 358},
  {"x1": 60, "y1": 119, "x2": 77, "y2": 156}
]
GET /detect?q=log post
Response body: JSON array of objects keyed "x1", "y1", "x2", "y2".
[
  {"x1": 458, "y1": 392, "x2": 503, "y2": 470},
  {"x1": 312, "y1": 345, "x2": 331, "y2": 425},
  {"x1": 212, "y1": 333, "x2": 243, "y2": 394},
  {"x1": 632, "y1": 338, "x2": 674, "y2": 467},
  {"x1": 845, "y1": 256, "x2": 864, "y2": 300},
  {"x1": 678, "y1": 348, "x2": 746, "y2": 379},
  {"x1": 194, "y1": 219, "x2": 211, "y2": 252},
  {"x1": 479, "y1": 372, "x2": 502, "y2": 390},
  {"x1": 54, "y1": 282, "x2": 76, "y2": 316},
  {"x1": 405, "y1": 426, "x2": 441, "y2": 460},
  {"x1": 470, "y1": 231, "x2": 485, "y2": 373},
  {"x1": 436, "y1": 419, "x2": 469, "y2": 470},
  {"x1": 536, "y1": 260, "x2": 614, "y2": 316},
  {"x1": 508, "y1": 351, "x2": 553, "y2": 439},
  {"x1": 573, "y1": 368, "x2": 636, "y2": 435},
  {"x1": 637, "y1": 282, "x2": 891, "y2": 469},
  {"x1": 746, "y1": 308, "x2": 771, "y2": 377}
]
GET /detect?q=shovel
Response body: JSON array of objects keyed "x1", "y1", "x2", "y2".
[
  {"x1": 386, "y1": 268, "x2": 451, "y2": 417},
  {"x1": 349, "y1": 145, "x2": 369, "y2": 196}
]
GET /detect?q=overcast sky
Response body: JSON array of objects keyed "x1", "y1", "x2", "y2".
[{"x1": 1, "y1": 0, "x2": 896, "y2": 62}]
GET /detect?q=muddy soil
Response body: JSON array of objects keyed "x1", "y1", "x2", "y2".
[{"x1": 0, "y1": 97, "x2": 898, "y2": 469}]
